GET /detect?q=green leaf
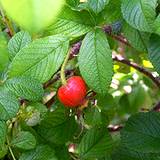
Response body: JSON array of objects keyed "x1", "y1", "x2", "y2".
[
  {"x1": 0, "y1": 88, "x2": 19, "y2": 121},
  {"x1": 11, "y1": 131, "x2": 36, "y2": 150},
  {"x1": 66, "y1": 0, "x2": 80, "y2": 8},
  {"x1": 87, "y1": 0, "x2": 110, "y2": 14},
  {"x1": 99, "y1": 155, "x2": 112, "y2": 160},
  {"x1": 96, "y1": 94, "x2": 115, "y2": 111},
  {"x1": 84, "y1": 107, "x2": 108, "y2": 127},
  {"x1": 0, "y1": 121, "x2": 7, "y2": 148},
  {"x1": 154, "y1": 15, "x2": 160, "y2": 35},
  {"x1": 119, "y1": 94, "x2": 131, "y2": 114},
  {"x1": 0, "y1": 145, "x2": 7, "y2": 159},
  {"x1": 78, "y1": 127, "x2": 113, "y2": 159},
  {"x1": 1, "y1": 0, "x2": 65, "y2": 33},
  {"x1": 121, "y1": 0, "x2": 157, "y2": 32},
  {"x1": 148, "y1": 34, "x2": 160, "y2": 74},
  {"x1": 19, "y1": 145, "x2": 57, "y2": 160},
  {"x1": 36, "y1": 107, "x2": 78, "y2": 145},
  {"x1": 98, "y1": 0, "x2": 122, "y2": 24},
  {"x1": 128, "y1": 85, "x2": 146, "y2": 111},
  {"x1": 8, "y1": 31, "x2": 32, "y2": 60},
  {"x1": 121, "y1": 112, "x2": 160, "y2": 153},
  {"x1": 46, "y1": 6, "x2": 93, "y2": 38},
  {"x1": 0, "y1": 121, "x2": 7, "y2": 159},
  {"x1": 0, "y1": 32, "x2": 9, "y2": 73},
  {"x1": 25, "y1": 102, "x2": 47, "y2": 127},
  {"x1": 55, "y1": 146, "x2": 71, "y2": 160},
  {"x1": 26, "y1": 102, "x2": 47, "y2": 113},
  {"x1": 8, "y1": 35, "x2": 69, "y2": 83},
  {"x1": 95, "y1": 94, "x2": 115, "y2": 120},
  {"x1": 112, "y1": 145, "x2": 160, "y2": 160},
  {"x1": 78, "y1": 28, "x2": 113, "y2": 95},
  {"x1": 119, "y1": 85, "x2": 146, "y2": 114},
  {"x1": 4, "y1": 76, "x2": 44, "y2": 101},
  {"x1": 123, "y1": 22, "x2": 149, "y2": 52}
]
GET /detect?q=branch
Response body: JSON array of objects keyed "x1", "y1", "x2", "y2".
[
  {"x1": 112, "y1": 54, "x2": 160, "y2": 88},
  {"x1": 103, "y1": 25, "x2": 131, "y2": 47},
  {"x1": 152, "y1": 101, "x2": 160, "y2": 112},
  {"x1": 43, "y1": 69, "x2": 75, "y2": 89},
  {"x1": 43, "y1": 73, "x2": 60, "y2": 89},
  {"x1": 45, "y1": 96, "x2": 55, "y2": 108},
  {"x1": 70, "y1": 42, "x2": 82, "y2": 59},
  {"x1": 112, "y1": 35, "x2": 131, "y2": 47}
]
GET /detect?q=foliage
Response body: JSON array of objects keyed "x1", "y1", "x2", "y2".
[{"x1": 0, "y1": 0, "x2": 159, "y2": 159}]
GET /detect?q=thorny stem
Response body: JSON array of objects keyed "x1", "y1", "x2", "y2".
[
  {"x1": 60, "y1": 49, "x2": 71, "y2": 85},
  {"x1": 7, "y1": 137, "x2": 16, "y2": 160}
]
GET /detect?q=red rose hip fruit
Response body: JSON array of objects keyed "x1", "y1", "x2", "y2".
[{"x1": 58, "y1": 76, "x2": 87, "y2": 107}]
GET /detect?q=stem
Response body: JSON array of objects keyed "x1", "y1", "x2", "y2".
[
  {"x1": 60, "y1": 49, "x2": 71, "y2": 85},
  {"x1": 7, "y1": 137, "x2": 16, "y2": 160},
  {"x1": 112, "y1": 35, "x2": 131, "y2": 47},
  {"x1": 0, "y1": 8, "x2": 15, "y2": 37}
]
